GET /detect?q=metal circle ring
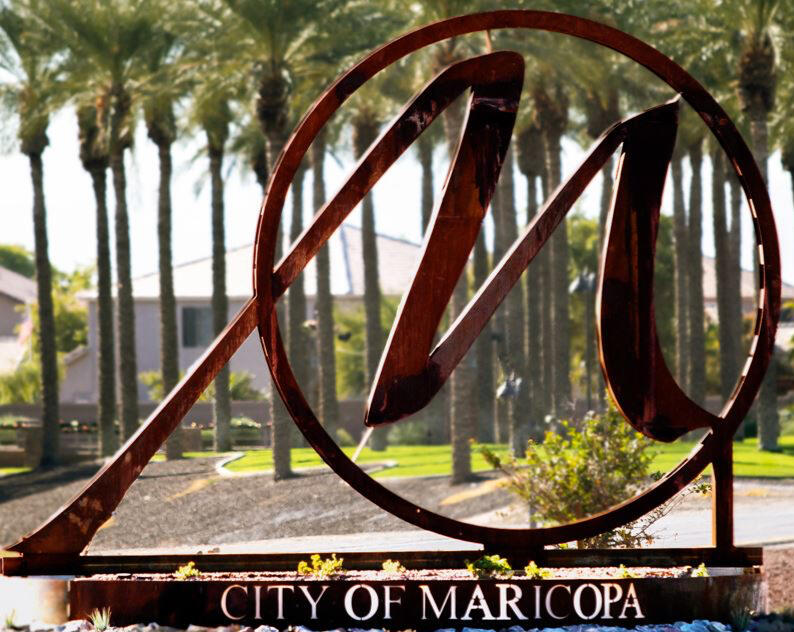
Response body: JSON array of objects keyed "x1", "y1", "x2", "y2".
[{"x1": 253, "y1": 10, "x2": 780, "y2": 548}]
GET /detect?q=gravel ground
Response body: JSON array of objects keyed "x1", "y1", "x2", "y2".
[
  {"x1": 5, "y1": 618, "x2": 794, "y2": 632},
  {"x1": 0, "y1": 457, "x2": 512, "y2": 550}
]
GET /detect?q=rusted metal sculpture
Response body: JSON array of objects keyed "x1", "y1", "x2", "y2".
[{"x1": 2, "y1": 10, "x2": 779, "y2": 575}]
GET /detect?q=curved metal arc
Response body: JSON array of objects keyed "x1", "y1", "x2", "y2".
[
  {"x1": 10, "y1": 298, "x2": 259, "y2": 555},
  {"x1": 253, "y1": 11, "x2": 779, "y2": 548}
]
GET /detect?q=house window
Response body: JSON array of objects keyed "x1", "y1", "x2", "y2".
[{"x1": 182, "y1": 306, "x2": 213, "y2": 348}]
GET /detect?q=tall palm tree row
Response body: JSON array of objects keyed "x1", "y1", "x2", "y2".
[
  {"x1": 39, "y1": 0, "x2": 177, "y2": 442},
  {"x1": 8, "y1": 0, "x2": 794, "y2": 471},
  {"x1": 1, "y1": 1, "x2": 61, "y2": 465},
  {"x1": 76, "y1": 103, "x2": 116, "y2": 456}
]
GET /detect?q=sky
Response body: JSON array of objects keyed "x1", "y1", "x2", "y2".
[{"x1": 2, "y1": 102, "x2": 794, "y2": 289}]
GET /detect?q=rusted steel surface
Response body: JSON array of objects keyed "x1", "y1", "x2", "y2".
[
  {"x1": 7, "y1": 298, "x2": 259, "y2": 555},
  {"x1": 69, "y1": 574, "x2": 765, "y2": 629},
  {"x1": 1, "y1": 547, "x2": 762, "y2": 577},
  {"x1": 3, "y1": 11, "x2": 780, "y2": 567},
  {"x1": 253, "y1": 11, "x2": 779, "y2": 550}
]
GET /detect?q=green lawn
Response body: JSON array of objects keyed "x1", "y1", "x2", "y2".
[
  {"x1": 652, "y1": 435, "x2": 794, "y2": 478},
  {"x1": 3, "y1": 436, "x2": 793, "y2": 480},
  {"x1": 223, "y1": 436, "x2": 794, "y2": 479}
]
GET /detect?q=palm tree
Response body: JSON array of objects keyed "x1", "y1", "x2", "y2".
[
  {"x1": 532, "y1": 77, "x2": 571, "y2": 419},
  {"x1": 193, "y1": 86, "x2": 234, "y2": 453},
  {"x1": 515, "y1": 121, "x2": 546, "y2": 440},
  {"x1": 497, "y1": 146, "x2": 529, "y2": 456},
  {"x1": 41, "y1": 0, "x2": 174, "y2": 441},
  {"x1": 710, "y1": 145, "x2": 736, "y2": 403},
  {"x1": 142, "y1": 32, "x2": 183, "y2": 458},
  {"x1": 350, "y1": 98, "x2": 387, "y2": 451},
  {"x1": 734, "y1": 0, "x2": 782, "y2": 450},
  {"x1": 220, "y1": 0, "x2": 401, "y2": 473},
  {"x1": 687, "y1": 135, "x2": 707, "y2": 407},
  {"x1": 76, "y1": 103, "x2": 116, "y2": 456},
  {"x1": 0, "y1": 0, "x2": 60, "y2": 466},
  {"x1": 670, "y1": 144, "x2": 689, "y2": 389},
  {"x1": 312, "y1": 128, "x2": 340, "y2": 437}
]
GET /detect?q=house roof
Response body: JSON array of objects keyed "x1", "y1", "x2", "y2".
[
  {"x1": 109, "y1": 224, "x2": 422, "y2": 301},
  {"x1": 701, "y1": 255, "x2": 794, "y2": 303},
  {"x1": 0, "y1": 265, "x2": 36, "y2": 304}
]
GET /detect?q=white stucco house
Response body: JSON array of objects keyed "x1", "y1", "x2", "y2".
[{"x1": 60, "y1": 224, "x2": 421, "y2": 403}]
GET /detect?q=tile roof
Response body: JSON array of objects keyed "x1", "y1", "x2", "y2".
[{"x1": 0, "y1": 266, "x2": 37, "y2": 304}]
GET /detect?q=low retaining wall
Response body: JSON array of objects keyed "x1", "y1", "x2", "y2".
[{"x1": 66, "y1": 572, "x2": 766, "y2": 629}]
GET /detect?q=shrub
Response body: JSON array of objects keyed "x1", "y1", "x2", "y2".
[
  {"x1": 335, "y1": 427, "x2": 356, "y2": 447},
  {"x1": 381, "y1": 559, "x2": 406, "y2": 574},
  {"x1": 140, "y1": 370, "x2": 265, "y2": 402},
  {"x1": 0, "y1": 361, "x2": 42, "y2": 404},
  {"x1": 174, "y1": 561, "x2": 201, "y2": 579},
  {"x1": 88, "y1": 607, "x2": 111, "y2": 631},
  {"x1": 297, "y1": 554, "x2": 345, "y2": 578},
  {"x1": 387, "y1": 419, "x2": 438, "y2": 445},
  {"x1": 481, "y1": 397, "x2": 710, "y2": 548},
  {"x1": 524, "y1": 561, "x2": 551, "y2": 579},
  {"x1": 465, "y1": 554, "x2": 513, "y2": 578}
]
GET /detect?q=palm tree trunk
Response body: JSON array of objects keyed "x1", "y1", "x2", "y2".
[
  {"x1": 598, "y1": 158, "x2": 613, "y2": 240},
  {"x1": 671, "y1": 152, "x2": 690, "y2": 390},
  {"x1": 288, "y1": 163, "x2": 310, "y2": 409},
  {"x1": 539, "y1": 174, "x2": 553, "y2": 424},
  {"x1": 209, "y1": 145, "x2": 231, "y2": 453},
  {"x1": 490, "y1": 184, "x2": 508, "y2": 443},
  {"x1": 727, "y1": 173, "x2": 745, "y2": 438},
  {"x1": 156, "y1": 141, "x2": 182, "y2": 459},
  {"x1": 266, "y1": 132, "x2": 294, "y2": 479},
  {"x1": 417, "y1": 132, "x2": 434, "y2": 232},
  {"x1": 29, "y1": 151, "x2": 59, "y2": 467},
  {"x1": 450, "y1": 266, "x2": 473, "y2": 483},
  {"x1": 748, "y1": 109, "x2": 778, "y2": 451},
  {"x1": 499, "y1": 147, "x2": 528, "y2": 456},
  {"x1": 524, "y1": 169, "x2": 542, "y2": 439},
  {"x1": 111, "y1": 145, "x2": 139, "y2": 441},
  {"x1": 687, "y1": 141, "x2": 706, "y2": 406},
  {"x1": 545, "y1": 129, "x2": 570, "y2": 418},
  {"x1": 312, "y1": 131, "x2": 339, "y2": 436},
  {"x1": 91, "y1": 167, "x2": 116, "y2": 457},
  {"x1": 473, "y1": 231, "x2": 493, "y2": 443},
  {"x1": 353, "y1": 113, "x2": 387, "y2": 451},
  {"x1": 418, "y1": 131, "x2": 451, "y2": 442},
  {"x1": 711, "y1": 148, "x2": 734, "y2": 403}
]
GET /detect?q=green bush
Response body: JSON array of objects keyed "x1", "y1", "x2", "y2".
[
  {"x1": 481, "y1": 398, "x2": 709, "y2": 548},
  {"x1": 388, "y1": 419, "x2": 435, "y2": 445},
  {"x1": 335, "y1": 427, "x2": 356, "y2": 447},
  {"x1": 140, "y1": 370, "x2": 265, "y2": 402},
  {"x1": 0, "y1": 360, "x2": 41, "y2": 404}
]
